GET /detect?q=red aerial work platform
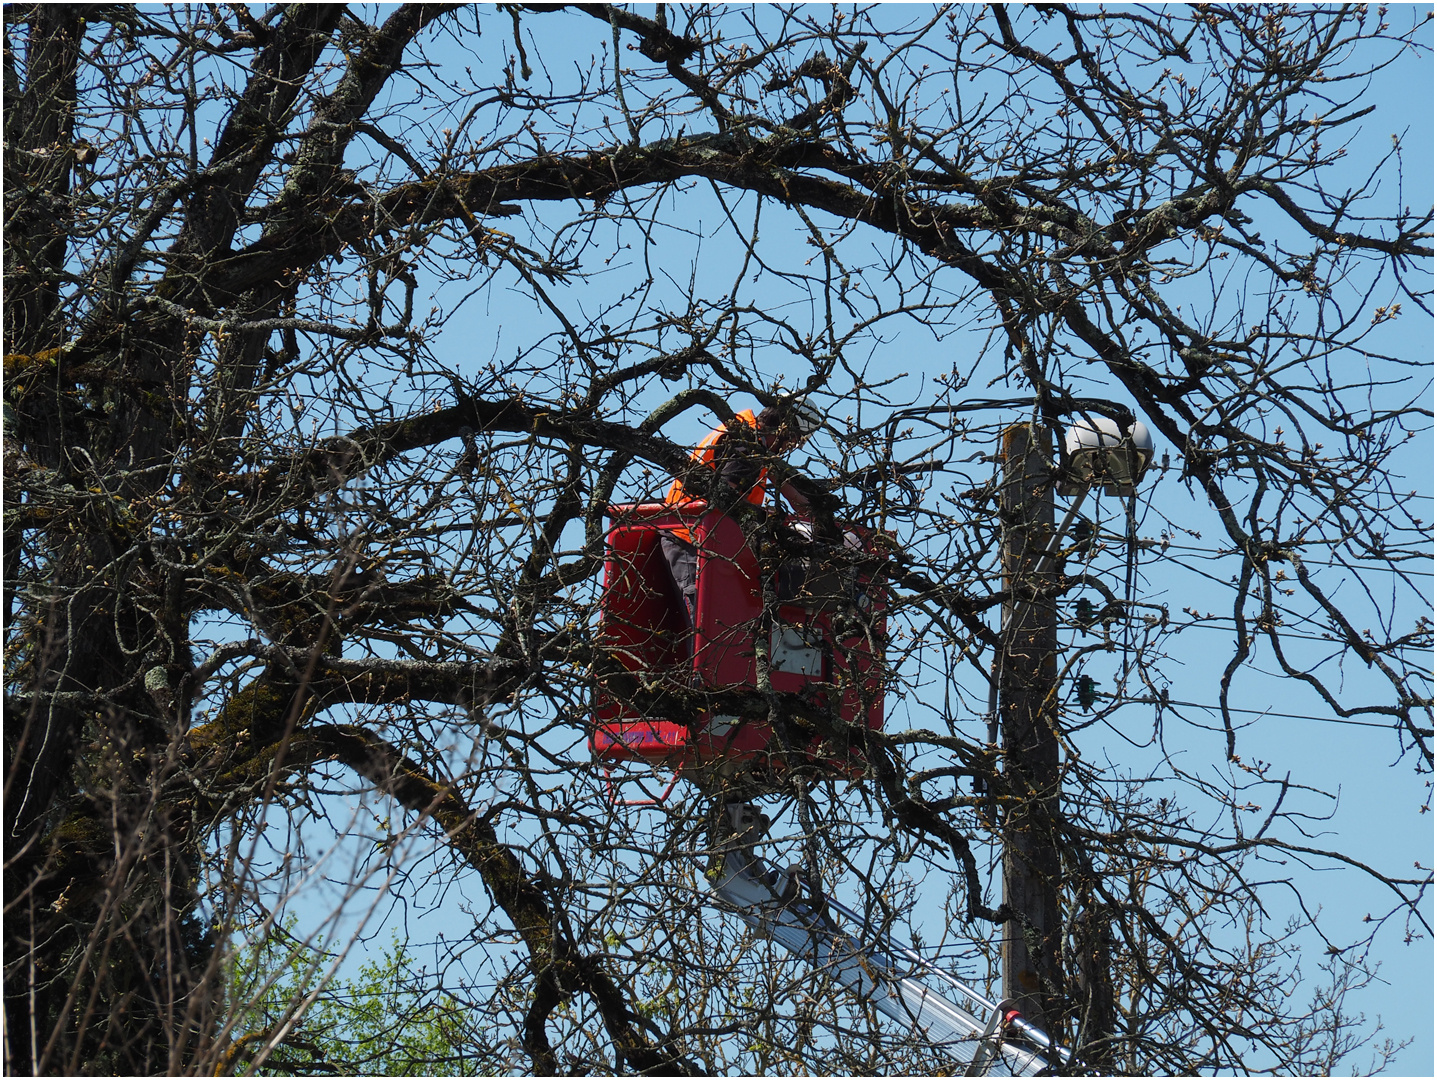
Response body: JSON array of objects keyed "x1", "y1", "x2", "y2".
[{"x1": 591, "y1": 502, "x2": 886, "y2": 784}]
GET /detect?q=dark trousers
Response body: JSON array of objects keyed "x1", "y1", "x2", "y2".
[{"x1": 659, "y1": 530, "x2": 698, "y2": 626}]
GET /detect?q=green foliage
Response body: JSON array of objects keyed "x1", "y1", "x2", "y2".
[{"x1": 224, "y1": 919, "x2": 500, "y2": 1076}]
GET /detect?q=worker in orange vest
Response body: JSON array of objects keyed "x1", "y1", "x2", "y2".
[{"x1": 660, "y1": 399, "x2": 820, "y2": 625}]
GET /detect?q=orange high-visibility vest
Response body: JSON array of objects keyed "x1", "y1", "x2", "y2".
[{"x1": 664, "y1": 410, "x2": 768, "y2": 535}]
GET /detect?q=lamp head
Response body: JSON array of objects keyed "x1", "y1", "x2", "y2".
[{"x1": 1060, "y1": 415, "x2": 1154, "y2": 497}]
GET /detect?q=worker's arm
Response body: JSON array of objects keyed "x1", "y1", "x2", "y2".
[{"x1": 778, "y1": 478, "x2": 811, "y2": 514}]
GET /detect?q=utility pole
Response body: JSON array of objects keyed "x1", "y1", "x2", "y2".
[{"x1": 998, "y1": 423, "x2": 1062, "y2": 1037}]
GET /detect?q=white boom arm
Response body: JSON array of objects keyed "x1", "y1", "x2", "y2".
[{"x1": 706, "y1": 806, "x2": 1072, "y2": 1076}]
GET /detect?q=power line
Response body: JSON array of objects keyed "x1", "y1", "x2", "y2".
[
  {"x1": 1115, "y1": 696, "x2": 1431, "y2": 733},
  {"x1": 1100, "y1": 538, "x2": 1433, "y2": 577},
  {"x1": 1068, "y1": 620, "x2": 1422, "y2": 649},
  {"x1": 1160, "y1": 548, "x2": 1431, "y2": 576}
]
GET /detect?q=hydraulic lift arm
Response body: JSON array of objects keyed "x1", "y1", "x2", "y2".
[{"x1": 706, "y1": 803, "x2": 1073, "y2": 1077}]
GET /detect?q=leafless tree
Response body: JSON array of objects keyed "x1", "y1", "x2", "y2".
[{"x1": 5, "y1": 4, "x2": 1430, "y2": 1075}]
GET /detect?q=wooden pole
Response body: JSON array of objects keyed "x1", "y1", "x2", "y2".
[{"x1": 998, "y1": 423, "x2": 1061, "y2": 1035}]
